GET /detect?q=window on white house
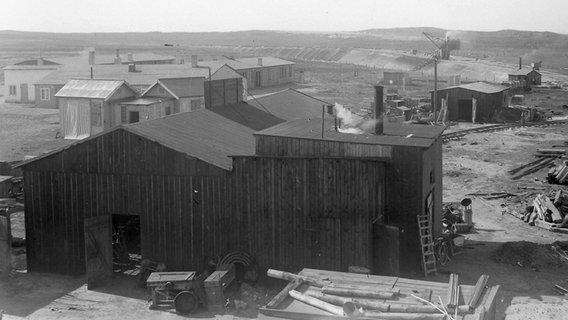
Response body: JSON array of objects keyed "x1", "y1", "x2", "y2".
[
  {"x1": 165, "y1": 106, "x2": 171, "y2": 115},
  {"x1": 267, "y1": 69, "x2": 272, "y2": 81},
  {"x1": 289, "y1": 66, "x2": 292, "y2": 77},
  {"x1": 9, "y1": 85, "x2": 16, "y2": 96},
  {"x1": 280, "y1": 67, "x2": 286, "y2": 78},
  {"x1": 90, "y1": 101, "x2": 102, "y2": 126},
  {"x1": 40, "y1": 88, "x2": 50, "y2": 101},
  {"x1": 121, "y1": 106, "x2": 127, "y2": 124}
]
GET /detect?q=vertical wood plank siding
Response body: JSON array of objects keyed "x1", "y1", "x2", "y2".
[{"x1": 23, "y1": 152, "x2": 386, "y2": 275}]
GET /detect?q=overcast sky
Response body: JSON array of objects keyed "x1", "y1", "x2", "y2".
[{"x1": 3, "y1": 0, "x2": 568, "y2": 34}]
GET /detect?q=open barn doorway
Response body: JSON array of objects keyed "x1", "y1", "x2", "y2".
[{"x1": 112, "y1": 214, "x2": 141, "y2": 275}]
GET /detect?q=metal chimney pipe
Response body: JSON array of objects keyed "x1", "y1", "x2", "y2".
[
  {"x1": 519, "y1": 57, "x2": 522, "y2": 70},
  {"x1": 374, "y1": 85, "x2": 384, "y2": 134}
]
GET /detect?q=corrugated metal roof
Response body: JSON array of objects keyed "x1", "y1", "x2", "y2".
[
  {"x1": 509, "y1": 68, "x2": 541, "y2": 76},
  {"x1": 35, "y1": 64, "x2": 209, "y2": 86},
  {"x1": 255, "y1": 118, "x2": 444, "y2": 148},
  {"x1": 126, "y1": 109, "x2": 256, "y2": 170},
  {"x1": 248, "y1": 89, "x2": 333, "y2": 120},
  {"x1": 437, "y1": 81, "x2": 509, "y2": 94},
  {"x1": 55, "y1": 79, "x2": 136, "y2": 101},
  {"x1": 207, "y1": 102, "x2": 285, "y2": 131}
]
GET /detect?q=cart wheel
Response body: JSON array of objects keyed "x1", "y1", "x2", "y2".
[
  {"x1": 437, "y1": 241, "x2": 450, "y2": 266},
  {"x1": 174, "y1": 291, "x2": 198, "y2": 314}
]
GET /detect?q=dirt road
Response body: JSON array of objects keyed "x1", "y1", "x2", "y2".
[{"x1": 0, "y1": 99, "x2": 72, "y2": 162}]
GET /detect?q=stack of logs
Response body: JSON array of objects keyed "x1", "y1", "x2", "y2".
[
  {"x1": 535, "y1": 148, "x2": 566, "y2": 159},
  {"x1": 522, "y1": 191, "x2": 568, "y2": 231},
  {"x1": 547, "y1": 161, "x2": 568, "y2": 184},
  {"x1": 266, "y1": 269, "x2": 489, "y2": 320}
]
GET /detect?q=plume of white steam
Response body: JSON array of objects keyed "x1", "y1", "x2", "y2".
[
  {"x1": 334, "y1": 103, "x2": 362, "y2": 127},
  {"x1": 333, "y1": 102, "x2": 381, "y2": 135}
]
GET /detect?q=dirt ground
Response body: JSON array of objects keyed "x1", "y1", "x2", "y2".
[{"x1": 2, "y1": 63, "x2": 568, "y2": 319}]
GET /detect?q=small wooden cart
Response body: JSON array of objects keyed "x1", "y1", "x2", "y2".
[{"x1": 146, "y1": 271, "x2": 206, "y2": 314}]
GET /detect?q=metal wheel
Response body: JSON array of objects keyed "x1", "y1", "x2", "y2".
[
  {"x1": 174, "y1": 290, "x2": 198, "y2": 314},
  {"x1": 436, "y1": 241, "x2": 450, "y2": 266}
]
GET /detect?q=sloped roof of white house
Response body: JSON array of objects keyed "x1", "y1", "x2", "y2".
[
  {"x1": 35, "y1": 64, "x2": 209, "y2": 86},
  {"x1": 199, "y1": 57, "x2": 294, "y2": 72},
  {"x1": 55, "y1": 79, "x2": 137, "y2": 101},
  {"x1": 236, "y1": 57, "x2": 295, "y2": 67},
  {"x1": 3, "y1": 58, "x2": 61, "y2": 70}
]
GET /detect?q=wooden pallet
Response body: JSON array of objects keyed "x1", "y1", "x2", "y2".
[{"x1": 417, "y1": 214, "x2": 437, "y2": 277}]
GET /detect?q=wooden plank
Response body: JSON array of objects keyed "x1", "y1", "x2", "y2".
[
  {"x1": 467, "y1": 274, "x2": 489, "y2": 310},
  {"x1": 480, "y1": 285, "x2": 500, "y2": 320}
]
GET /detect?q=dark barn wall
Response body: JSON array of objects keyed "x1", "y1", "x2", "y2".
[
  {"x1": 384, "y1": 145, "x2": 423, "y2": 272},
  {"x1": 231, "y1": 156, "x2": 386, "y2": 272},
  {"x1": 22, "y1": 129, "x2": 228, "y2": 274},
  {"x1": 22, "y1": 131, "x2": 387, "y2": 275},
  {"x1": 255, "y1": 135, "x2": 440, "y2": 272},
  {"x1": 255, "y1": 136, "x2": 392, "y2": 158}
]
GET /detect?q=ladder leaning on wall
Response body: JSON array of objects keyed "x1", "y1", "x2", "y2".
[{"x1": 417, "y1": 214, "x2": 437, "y2": 277}]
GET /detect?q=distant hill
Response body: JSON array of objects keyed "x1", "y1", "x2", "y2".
[{"x1": 1, "y1": 28, "x2": 567, "y2": 72}]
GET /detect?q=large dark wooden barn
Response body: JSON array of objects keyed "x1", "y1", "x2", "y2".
[{"x1": 17, "y1": 87, "x2": 444, "y2": 284}]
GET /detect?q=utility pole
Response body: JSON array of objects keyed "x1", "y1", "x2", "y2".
[
  {"x1": 433, "y1": 58, "x2": 437, "y2": 125},
  {"x1": 422, "y1": 32, "x2": 445, "y2": 125}
]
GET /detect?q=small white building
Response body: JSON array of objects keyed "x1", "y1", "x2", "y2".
[
  {"x1": 3, "y1": 58, "x2": 61, "y2": 103},
  {"x1": 56, "y1": 79, "x2": 138, "y2": 139}
]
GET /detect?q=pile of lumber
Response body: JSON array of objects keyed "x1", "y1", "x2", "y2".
[
  {"x1": 508, "y1": 157, "x2": 556, "y2": 180},
  {"x1": 521, "y1": 191, "x2": 568, "y2": 232},
  {"x1": 535, "y1": 148, "x2": 566, "y2": 158},
  {"x1": 547, "y1": 161, "x2": 568, "y2": 184},
  {"x1": 265, "y1": 269, "x2": 492, "y2": 320}
]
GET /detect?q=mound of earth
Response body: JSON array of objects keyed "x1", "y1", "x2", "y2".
[{"x1": 492, "y1": 241, "x2": 567, "y2": 270}]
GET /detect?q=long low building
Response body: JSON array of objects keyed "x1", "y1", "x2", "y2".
[
  {"x1": 199, "y1": 56, "x2": 295, "y2": 90},
  {"x1": 34, "y1": 64, "x2": 211, "y2": 108}
]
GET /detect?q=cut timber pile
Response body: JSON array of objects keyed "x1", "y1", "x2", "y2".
[
  {"x1": 264, "y1": 269, "x2": 497, "y2": 320},
  {"x1": 534, "y1": 148, "x2": 566, "y2": 158},
  {"x1": 547, "y1": 160, "x2": 568, "y2": 184},
  {"x1": 521, "y1": 191, "x2": 568, "y2": 233}
]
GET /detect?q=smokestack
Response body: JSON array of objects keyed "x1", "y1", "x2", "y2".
[
  {"x1": 89, "y1": 49, "x2": 95, "y2": 65},
  {"x1": 519, "y1": 57, "x2": 522, "y2": 70},
  {"x1": 191, "y1": 55, "x2": 198, "y2": 67},
  {"x1": 128, "y1": 63, "x2": 136, "y2": 72},
  {"x1": 258, "y1": 58, "x2": 263, "y2": 66},
  {"x1": 374, "y1": 85, "x2": 384, "y2": 134}
]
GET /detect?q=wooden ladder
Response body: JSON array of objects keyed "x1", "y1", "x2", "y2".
[{"x1": 417, "y1": 214, "x2": 437, "y2": 277}]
